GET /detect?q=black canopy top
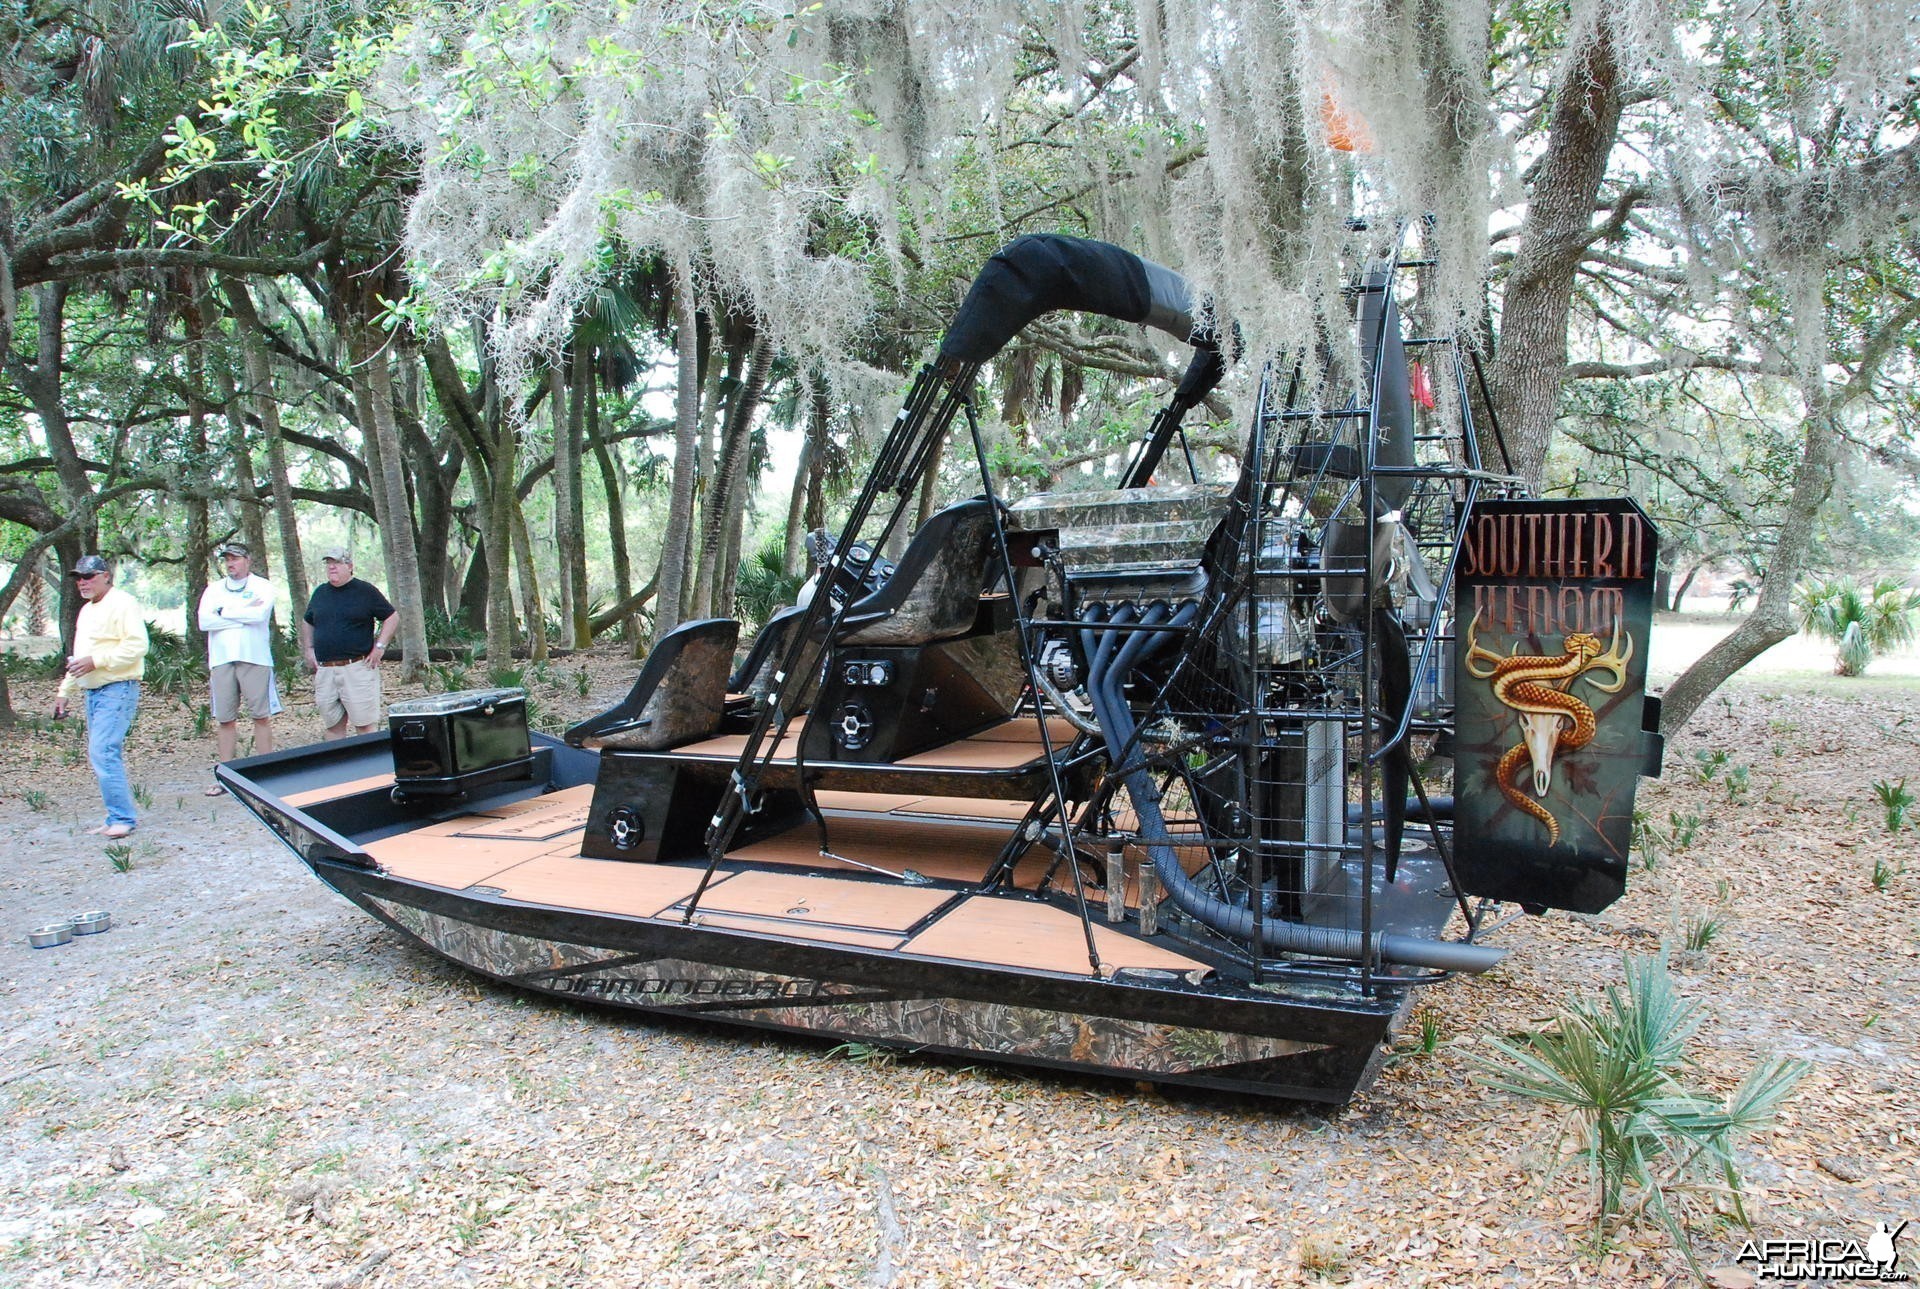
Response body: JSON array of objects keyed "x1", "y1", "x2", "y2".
[{"x1": 936, "y1": 234, "x2": 1219, "y2": 369}]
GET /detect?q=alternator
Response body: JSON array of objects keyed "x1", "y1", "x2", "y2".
[{"x1": 1037, "y1": 638, "x2": 1080, "y2": 689}]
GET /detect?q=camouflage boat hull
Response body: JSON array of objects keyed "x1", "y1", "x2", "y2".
[{"x1": 313, "y1": 858, "x2": 1403, "y2": 1103}]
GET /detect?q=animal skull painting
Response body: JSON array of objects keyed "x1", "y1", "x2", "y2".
[{"x1": 1464, "y1": 611, "x2": 1634, "y2": 844}]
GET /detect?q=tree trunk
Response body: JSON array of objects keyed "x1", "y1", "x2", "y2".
[
  {"x1": 485, "y1": 426, "x2": 519, "y2": 662},
  {"x1": 548, "y1": 360, "x2": 574, "y2": 638},
  {"x1": 457, "y1": 540, "x2": 490, "y2": 635},
  {"x1": 586, "y1": 365, "x2": 641, "y2": 652},
  {"x1": 1672, "y1": 564, "x2": 1700, "y2": 610},
  {"x1": 563, "y1": 345, "x2": 592, "y2": 646},
  {"x1": 694, "y1": 330, "x2": 773, "y2": 619},
  {"x1": 349, "y1": 327, "x2": 432, "y2": 682},
  {"x1": 1659, "y1": 404, "x2": 1839, "y2": 729},
  {"x1": 423, "y1": 327, "x2": 514, "y2": 656},
  {"x1": 393, "y1": 338, "x2": 457, "y2": 620},
  {"x1": 915, "y1": 436, "x2": 944, "y2": 530},
  {"x1": 717, "y1": 464, "x2": 749, "y2": 621},
  {"x1": 9, "y1": 284, "x2": 97, "y2": 645},
  {"x1": 211, "y1": 349, "x2": 270, "y2": 576},
  {"x1": 53, "y1": 534, "x2": 82, "y2": 652},
  {"x1": 1488, "y1": 20, "x2": 1625, "y2": 488},
  {"x1": 183, "y1": 290, "x2": 212, "y2": 662},
  {"x1": 483, "y1": 381, "x2": 520, "y2": 663},
  {"x1": 589, "y1": 558, "x2": 661, "y2": 638},
  {"x1": 226, "y1": 284, "x2": 311, "y2": 615},
  {"x1": 511, "y1": 496, "x2": 549, "y2": 662},
  {"x1": 24, "y1": 561, "x2": 48, "y2": 635},
  {"x1": 654, "y1": 255, "x2": 703, "y2": 640},
  {"x1": 686, "y1": 317, "x2": 739, "y2": 620},
  {"x1": 782, "y1": 436, "x2": 812, "y2": 578},
  {"x1": 799, "y1": 384, "x2": 830, "y2": 557}
]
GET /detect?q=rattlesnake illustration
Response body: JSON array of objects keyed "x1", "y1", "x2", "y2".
[{"x1": 1465, "y1": 613, "x2": 1632, "y2": 845}]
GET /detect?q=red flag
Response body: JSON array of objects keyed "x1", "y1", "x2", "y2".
[{"x1": 1410, "y1": 361, "x2": 1436, "y2": 410}]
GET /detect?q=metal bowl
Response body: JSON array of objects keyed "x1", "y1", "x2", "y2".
[
  {"x1": 70, "y1": 910, "x2": 111, "y2": 935},
  {"x1": 27, "y1": 922, "x2": 74, "y2": 949}
]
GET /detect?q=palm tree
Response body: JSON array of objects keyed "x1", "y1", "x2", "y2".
[{"x1": 1794, "y1": 576, "x2": 1920, "y2": 676}]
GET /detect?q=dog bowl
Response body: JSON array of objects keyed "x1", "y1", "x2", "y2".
[
  {"x1": 27, "y1": 922, "x2": 74, "y2": 949},
  {"x1": 71, "y1": 910, "x2": 111, "y2": 935}
]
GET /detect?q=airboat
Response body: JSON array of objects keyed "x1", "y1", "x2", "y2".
[{"x1": 222, "y1": 227, "x2": 1663, "y2": 1103}]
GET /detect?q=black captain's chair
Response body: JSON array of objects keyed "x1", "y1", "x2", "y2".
[
  {"x1": 835, "y1": 497, "x2": 997, "y2": 646},
  {"x1": 566, "y1": 617, "x2": 739, "y2": 750}
]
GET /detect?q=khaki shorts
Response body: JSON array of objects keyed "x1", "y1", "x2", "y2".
[
  {"x1": 211, "y1": 661, "x2": 282, "y2": 723},
  {"x1": 315, "y1": 659, "x2": 383, "y2": 729}
]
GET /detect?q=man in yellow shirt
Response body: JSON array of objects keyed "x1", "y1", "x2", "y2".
[{"x1": 52, "y1": 555, "x2": 149, "y2": 838}]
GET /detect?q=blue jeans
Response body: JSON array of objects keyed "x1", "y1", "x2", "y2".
[{"x1": 85, "y1": 680, "x2": 141, "y2": 829}]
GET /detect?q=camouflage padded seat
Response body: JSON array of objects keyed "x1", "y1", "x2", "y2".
[
  {"x1": 565, "y1": 618, "x2": 739, "y2": 750},
  {"x1": 835, "y1": 498, "x2": 997, "y2": 646}
]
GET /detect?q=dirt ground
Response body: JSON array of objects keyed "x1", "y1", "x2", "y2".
[{"x1": 1, "y1": 624, "x2": 1916, "y2": 1287}]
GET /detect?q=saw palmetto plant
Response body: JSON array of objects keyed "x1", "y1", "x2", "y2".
[
  {"x1": 1794, "y1": 576, "x2": 1920, "y2": 677},
  {"x1": 1475, "y1": 953, "x2": 1807, "y2": 1276}
]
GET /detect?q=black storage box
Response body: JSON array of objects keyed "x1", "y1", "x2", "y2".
[{"x1": 388, "y1": 687, "x2": 534, "y2": 799}]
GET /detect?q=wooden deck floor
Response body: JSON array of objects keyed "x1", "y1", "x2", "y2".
[
  {"x1": 363, "y1": 776, "x2": 1209, "y2": 979},
  {"x1": 672, "y1": 716, "x2": 1083, "y2": 770}
]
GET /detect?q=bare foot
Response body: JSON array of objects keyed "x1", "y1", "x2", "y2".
[
  {"x1": 85, "y1": 824, "x2": 110, "y2": 835},
  {"x1": 102, "y1": 824, "x2": 135, "y2": 839}
]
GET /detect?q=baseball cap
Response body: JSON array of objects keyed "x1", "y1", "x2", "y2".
[
  {"x1": 214, "y1": 540, "x2": 250, "y2": 559},
  {"x1": 70, "y1": 555, "x2": 110, "y2": 577},
  {"x1": 319, "y1": 546, "x2": 352, "y2": 563}
]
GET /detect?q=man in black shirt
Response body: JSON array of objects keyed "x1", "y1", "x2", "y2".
[{"x1": 300, "y1": 547, "x2": 399, "y2": 738}]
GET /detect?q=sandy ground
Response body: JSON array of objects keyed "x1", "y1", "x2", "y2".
[{"x1": 1, "y1": 626, "x2": 1916, "y2": 1287}]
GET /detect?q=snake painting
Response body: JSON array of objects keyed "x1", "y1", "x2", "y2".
[{"x1": 1464, "y1": 612, "x2": 1633, "y2": 844}]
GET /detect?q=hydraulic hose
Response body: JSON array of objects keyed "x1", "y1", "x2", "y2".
[{"x1": 1083, "y1": 602, "x2": 1503, "y2": 974}]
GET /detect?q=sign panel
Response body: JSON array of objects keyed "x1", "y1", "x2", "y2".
[{"x1": 1452, "y1": 499, "x2": 1660, "y2": 913}]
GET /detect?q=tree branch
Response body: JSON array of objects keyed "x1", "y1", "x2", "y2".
[{"x1": 20, "y1": 240, "x2": 337, "y2": 289}]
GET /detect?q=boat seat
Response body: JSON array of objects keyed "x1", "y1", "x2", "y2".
[
  {"x1": 836, "y1": 498, "x2": 997, "y2": 646},
  {"x1": 565, "y1": 617, "x2": 739, "y2": 750},
  {"x1": 730, "y1": 604, "x2": 807, "y2": 700}
]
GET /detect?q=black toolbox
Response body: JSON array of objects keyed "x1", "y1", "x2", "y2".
[{"x1": 388, "y1": 687, "x2": 534, "y2": 800}]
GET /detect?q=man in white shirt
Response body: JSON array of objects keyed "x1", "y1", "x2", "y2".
[{"x1": 197, "y1": 541, "x2": 281, "y2": 791}]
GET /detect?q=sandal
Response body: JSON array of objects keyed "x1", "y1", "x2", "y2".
[
  {"x1": 86, "y1": 824, "x2": 110, "y2": 835},
  {"x1": 204, "y1": 784, "x2": 228, "y2": 797}
]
